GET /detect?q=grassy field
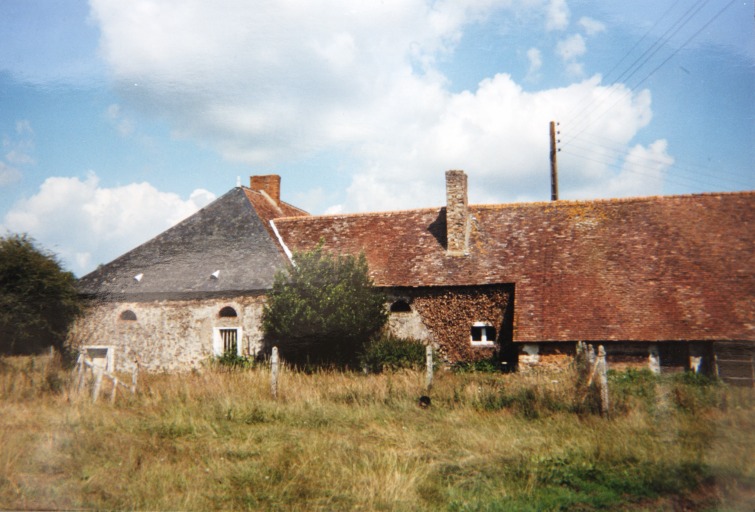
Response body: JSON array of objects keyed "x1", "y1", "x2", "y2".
[{"x1": 0, "y1": 353, "x2": 753, "y2": 511}]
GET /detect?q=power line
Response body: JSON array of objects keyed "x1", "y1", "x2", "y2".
[
  {"x1": 566, "y1": 131, "x2": 753, "y2": 182},
  {"x1": 561, "y1": 0, "x2": 735, "y2": 147},
  {"x1": 561, "y1": 0, "x2": 691, "y2": 124},
  {"x1": 560, "y1": 145, "x2": 751, "y2": 191}
]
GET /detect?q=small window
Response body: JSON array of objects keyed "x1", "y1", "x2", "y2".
[
  {"x1": 120, "y1": 310, "x2": 137, "y2": 321},
  {"x1": 470, "y1": 322, "x2": 496, "y2": 346},
  {"x1": 213, "y1": 327, "x2": 242, "y2": 357},
  {"x1": 390, "y1": 300, "x2": 412, "y2": 313},
  {"x1": 219, "y1": 306, "x2": 238, "y2": 318}
]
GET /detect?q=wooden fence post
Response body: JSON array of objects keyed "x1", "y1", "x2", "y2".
[
  {"x1": 425, "y1": 345, "x2": 433, "y2": 391},
  {"x1": 76, "y1": 354, "x2": 86, "y2": 392},
  {"x1": 271, "y1": 346, "x2": 279, "y2": 400}
]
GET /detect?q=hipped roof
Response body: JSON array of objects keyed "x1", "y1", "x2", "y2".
[
  {"x1": 77, "y1": 187, "x2": 306, "y2": 300},
  {"x1": 273, "y1": 192, "x2": 754, "y2": 343}
]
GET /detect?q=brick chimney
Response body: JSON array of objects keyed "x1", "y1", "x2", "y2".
[
  {"x1": 250, "y1": 175, "x2": 281, "y2": 205},
  {"x1": 446, "y1": 170, "x2": 469, "y2": 256}
]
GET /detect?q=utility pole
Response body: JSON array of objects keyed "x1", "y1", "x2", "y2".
[{"x1": 549, "y1": 121, "x2": 559, "y2": 201}]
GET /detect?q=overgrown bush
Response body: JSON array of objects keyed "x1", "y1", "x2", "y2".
[
  {"x1": 359, "y1": 335, "x2": 426, "y2": 373},
  {"x1": 608, "y1": 368, "x2": 658, "y2": 413},
  {"x1": 262, "y1": 245, "x2": 387, "y2": 366},
  {"x1": 0, "y1": 234, "x2": 82, "y2": 355},
  {"x1": 669, "y1": 371, "x2": 722, "y2": 413}
]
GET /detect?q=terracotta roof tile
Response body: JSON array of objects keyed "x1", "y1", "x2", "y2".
[{"x1": 274, "y1": 192, "x2": 755, "y2": 343}]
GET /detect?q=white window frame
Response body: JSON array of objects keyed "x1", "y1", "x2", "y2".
[
  {"x1": 213, "y1": 327, "x2": 243, "y2": 357},
  {"x1": 82, "y1": 345, "x2": 115, "y2": 372},
  {"x1": 470, "y1": 322, "x2": 496, "y2": 347}
]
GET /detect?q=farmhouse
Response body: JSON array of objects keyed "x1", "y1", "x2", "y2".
[
  {"x1": 70, "y1": 172, "x2": 755, "y2": 383},
  {"x1": 71, "y1": 176, "x2": 307, "y2": 372}
]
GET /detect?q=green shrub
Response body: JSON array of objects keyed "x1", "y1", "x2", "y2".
[
  {"x1": 608, "y1": 368, "x2": 658, "y2": 413},
  {"x1": 451, "y1": 357, "x2": 502, "y2": 373},
  {"x1": 359, "y1": 335, "x2": 426, "y2": 373},
  {"x1": 215, "y1": 352, "x2": 255, "y2": 370},
  {"x1": 668, "y1": 371, "x2": 722, "y2": 413},
  {"x1": 262, "y1": 245, "x2": 387, "y2": 366}
]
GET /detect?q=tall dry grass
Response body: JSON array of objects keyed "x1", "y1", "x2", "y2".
[{"x1": 0, "y1": 353, "x2": 753, "y2": 511}]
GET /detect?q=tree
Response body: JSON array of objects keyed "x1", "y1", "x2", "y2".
[
  {"x1": 0, "y1": 234, "x2": 82, "y2": 355},
  {"x1": 262, "y1": 245, "x2": 387, "y2": 365}
]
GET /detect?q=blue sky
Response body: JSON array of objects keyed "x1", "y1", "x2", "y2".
[{"x1": 1, "y1": 0, "x2": 753, "y2": 276}]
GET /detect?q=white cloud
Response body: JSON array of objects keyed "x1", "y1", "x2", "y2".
[
  {"x1": 88, "y1": 1, "x2": 670, "y2": 216},
  {"x1": 89, "y1": 0, "x2": 509, "y2": 165},
  {"x1": 545, "y1": 0, "x2": 570, "y2": 31},
  {"x1": 1, "y1": 119, "x2": 35, "y2": 185},
  {"x1": 525, "y1": 47, "x2": 543, "y2": 81},
  {"x1": 0, "y1": 173, "x2": 216, "y2": 275},
  {"x1": 0, "y1": 162, "x2": 22, "y2": 186},
  {"x1": 578, "y1": 16, "x2": 606, "y2": 36},
  {"x1": 105, "y1": 103, "x2": 135, "y2": 137},
  {"x1": 16, "y1": 120, "x2": 34, "y2": 136},
  {"x1": 569, "y1": 140, "x2": 673, "y2": 198},
  {"x1": 556, "y1": 33, "x2": 586, "y2": 77},
  {"x1": 556, "y1": 33, "x2": 586, "y2": 61},
  {"x1": 338, "y1": 74, "x2": 664, "y2": 211}
]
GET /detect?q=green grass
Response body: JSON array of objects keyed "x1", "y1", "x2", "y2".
[{"x1": 0, "y1": 354, "x2": 753, "y2": 510}]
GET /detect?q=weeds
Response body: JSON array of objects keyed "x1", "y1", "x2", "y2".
[
  {"x1": 360, "y1": 335, "x2": 426, "y2": 373},
  {"x1": 0, "y1": 354, "x2": 753, "y2": 511}
]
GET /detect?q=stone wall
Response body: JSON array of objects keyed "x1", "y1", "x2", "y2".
[
  {"x1": 517, "y1": 341, "x2": 717, "y2": 375},
  {"x1": 387, "y1": 285, "x2": 513, "y2": 362},
  {"x1": 67, "y1": 295, "x2": 267, "y2": 372}
]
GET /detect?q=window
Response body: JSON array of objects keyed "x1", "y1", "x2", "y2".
[
  {"x1": 213, "y1": 327, "x2": 242, "y2": 356},
  {"x1": 470, "y1": 322, "x2": 496, "y2": 346},
  {"x1": 390, "y1": 299, "x2": 412, "y2": 313},
  {"x1": 120, "y1": 310, "x2": 137, "y2": 321},
  {"x1": 219, "y1": 306, "x2": 238, "y2": 318},
  {"x1": 82, "y1": 346, "x2": 115, "y2": 371}
]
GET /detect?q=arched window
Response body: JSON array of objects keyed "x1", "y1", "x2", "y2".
[
  {"x1": 219, "y1": 306, "x2": 238, "y2": 318},
  {"x1": 120, "y1": 310, "x2": 137, "y2": 321},
  {"x1": 390, "y1": 299, "x2": 412, "y2": 313}
]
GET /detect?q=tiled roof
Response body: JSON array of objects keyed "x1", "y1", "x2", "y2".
[
  {"x1": 78, "y1": 187, "x2": 298, "y2": 300},
  {"x1": 273, "y1": 192, "x2": 754, "y2": 343}
]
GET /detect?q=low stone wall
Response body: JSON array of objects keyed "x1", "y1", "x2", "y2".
[
  {"x1": 67, "y1": 295, "x2": 266, "y2": 372},
  {"x1": 517, "y1": 341, "x2": 717, "y2": 375}
]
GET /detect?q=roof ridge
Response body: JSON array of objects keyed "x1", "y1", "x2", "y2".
[
  {"x1": 271, "y1": 189, "x2": 755, "y2": 222},
  {"x1": 474, "y1": 190, "x2": 755, "y2": 209},
  {"x1": 274, "y1": 205, "x2": 442, "y2": 223}
]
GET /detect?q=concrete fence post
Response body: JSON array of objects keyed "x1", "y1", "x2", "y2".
[
  {"x1": 425, "y1": 345, "x2": 434, "y2": 391},
  {"x1": 597, "y1": 345, "x2": 610, "y2": 418},
  {"x1": 131, "y1": 358, "x2": 140, "y2": 395},
  {"x1": 110, "y1": 378, "x2": 118, "y2": 404},
  {"x1": 271, "y1": 346, "x2": 279, "y2": 400}
]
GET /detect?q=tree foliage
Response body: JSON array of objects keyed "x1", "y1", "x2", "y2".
[
  {"x1": 0, "y1": 234, "x2": 82, "y2": 355},
  {"x1": 262, "y1": 245, "x2": 387, "y2": 365}
]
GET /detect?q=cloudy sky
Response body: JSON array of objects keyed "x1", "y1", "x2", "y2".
[{"x1": 1, "y1": 0, "x2": 753, "y2": 276}]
